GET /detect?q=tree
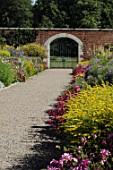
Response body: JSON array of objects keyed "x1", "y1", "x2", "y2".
[
  {"x1": 33, "y1": 0, "x2": 103, "y2": 28},
  {"x1": 33, "y1": 0, "x2": 69, "y2": 28},
  {"x1": 1, "y1": 0, "x2": 113, "y2": 28},
  {"x1": 70, "y1": 0, "x2": 103, "y2": 28},
  {"x1": 0, "y1": 0, "x2": 33, "y2": 27},
  {"x1": 100, "y1": 0, "x2": 113, "y2": 28},
  {"x1": 38, "y1": 15, "x2": 54, "y2": 28}
]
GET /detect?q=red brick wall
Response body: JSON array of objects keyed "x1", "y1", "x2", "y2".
[{"x1": 36, "y1": 29, "x2": 113, "y2": 59}]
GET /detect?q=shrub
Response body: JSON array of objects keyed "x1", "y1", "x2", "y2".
[
  {"x1": 21, "y1": 43, "x2": 47, "y2": 59},
  {"x1": 62, "y1": 83, "x2": 113, "y2": 144},
  {"x1": 3, "y1": 29, "x2": 38, "y2": 47},
  {"x1": 85, "y1": 53, "x2": 113, "y2": 86},
  {"x1": 1, "y1": 44, "x2": 14, "y2": 50},
  {"x1": 0, "y1": 59, "x2": 15, "y2": 86},
  {"x1": 0, "y1": 50, "x2": 10, "y2": 57},
  {"x1": 47, "y1": 134, "x2": 112, "y2": 170}
]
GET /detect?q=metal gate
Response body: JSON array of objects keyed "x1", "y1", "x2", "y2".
[
  {"x1": 50, "y1": 56, "x2": 77, "y2": 68},
  {"x1": 50, "y1": 38, "x2": 78, "y2": 68}
]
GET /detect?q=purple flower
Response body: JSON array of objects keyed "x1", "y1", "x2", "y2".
[
  {"x1": 107, "y1": 133, "x2": 113, "y2": 147},
  {"x1": 58, "y1": 160, "x2": 63, "y2": 168},
  {"x1": 87, "y1": 64, "x2": 91, "y2": 69},
  {"x1": 107, "y1": 133, "x2": 113, "y2": 140}
]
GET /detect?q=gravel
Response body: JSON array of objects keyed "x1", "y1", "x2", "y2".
[{"x1": 0, "y1": 69, "x2": 72, "y2": 170}]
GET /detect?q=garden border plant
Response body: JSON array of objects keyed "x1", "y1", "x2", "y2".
[
  {"x1": 0, "y1": 43, "x2": 47, "y2": 89},
  {"x1": 46, "y1": 48, "x2": 113, "y2": 170}
]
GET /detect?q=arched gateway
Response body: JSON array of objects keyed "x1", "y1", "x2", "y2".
[
  {"x1": 36, "y1": 28, "x2": 113, "y2": 68},
  {"x1": 44, "y1": 33, "x2": 83, "y2": 68}
]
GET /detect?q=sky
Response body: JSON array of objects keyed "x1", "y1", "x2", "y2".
[{"x1": 32, "y1": 0, "x2": 36, "y2": 4}]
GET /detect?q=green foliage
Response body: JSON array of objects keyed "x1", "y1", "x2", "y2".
[
  {"x1": 21, "y1": 43, "x2": 47, "y2": 59},
  {"x1": 3, "y1": 30, "x2": 38, "y2": 47},
  {"x1": 0, "y1": 0, "x2": 113, "y2": 28},
  {"x1": 0, "y1": 29, "x2": 38, "y2": 48},
  {"x1": 0, "y1": 0, "x2": 33, "y2": 27},
  {"x1": 71, "y1": 0, "x2": 102, "y2": 28},
  {"x1": 33, "y1": 0, "x2": 113, "y2": 28},
  {"x1": 38, "y1": 15, "x2": 54, "y2": 28},
  {"x1": 33, "y1": 0, "x2": 71, "y2": 28},
  {"x1": 0, "y1": 50, "x2": 10, "y2": 57},
  {"x1": 33, "y1": 0, "x2": 111, "y2": 28},
  {"x1": 0, "y1": 30, "x2": 6, "y2": 48},
  {"x1": 0, "y1": 59, "x2": 15, "y2": 86},
  {"x1": 62, "y1": 84, "x2": 113, "y2": 144},
  {"x1": 1, "y1": 45, "x2": 14, "y2": 50},
  {"x1": 100, "y1": 0, "x2": 113, "y2": 28}
]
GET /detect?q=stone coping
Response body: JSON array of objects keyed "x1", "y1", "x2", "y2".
[{"x1": 0, "y1": 27, "x2": 113, "y2": 31}]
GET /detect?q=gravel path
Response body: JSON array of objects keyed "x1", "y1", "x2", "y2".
[{"x1": 0, "y1": 69, "x2": 72, "y2": 170}]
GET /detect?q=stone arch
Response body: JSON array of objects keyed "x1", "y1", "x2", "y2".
[{"x1": 44, "y1": 33, "x2": 83, "y2": 68}]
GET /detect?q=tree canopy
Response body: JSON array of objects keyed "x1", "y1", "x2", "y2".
[
  {"x1": 0, "y1": 0, "x2": 113, "y2": 28},
  {"x1": 0, "y1": 0, "x2": 33, "y2": 27}
]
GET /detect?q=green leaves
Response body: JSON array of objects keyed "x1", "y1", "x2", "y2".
[
  {"x1": 0, "y1": 59, "x2": 15, "y2": 86},
  {"x1": 0, "y1": 0, "x2": 113, "y2": 28},
  {"x1": 0, "y1": 0, "x2": 33, "y2": 27}
]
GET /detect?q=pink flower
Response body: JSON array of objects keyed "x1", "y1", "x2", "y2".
[
  {"x1": 81, "y1": 137, "x2": 87, "y2": 145},
  {"x1": 50, "y1": 159, "x2": 59, "y2": 166},
  {"x1": 102, "y1": 140, "x2": 107, "y2": 145},
  {"x1": 57, "y1": 96, "x2": 64, "y2": 101},
  {"x1": 78, "y1": 158, "x2": 91, "y2": 170},
  {"x1": 81, "y1": 158, "x2": 91, "y2": 165},
  {"x1": 61, "y1": 153, "x2": 73, "y2": 161},
  {"x1": 75, "y1": 86, "x2": 80, "y2": 93},
  {"x1": 101, "y1": 149, "x2": 110, "y2": 157},
  {"x1": 108, "y1": 53, "x2": 112, "y2": 57},
  {"x1": 59, "y1": 160, "x2": 63, "y2": 167}
]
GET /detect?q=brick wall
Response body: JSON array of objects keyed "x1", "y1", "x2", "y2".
[
  {"x1": 1, "y1": 28, "x2": 113, "y2": 59},
  {"x1": 36, "y1": 29, "x2": 113, "y2": 59}
]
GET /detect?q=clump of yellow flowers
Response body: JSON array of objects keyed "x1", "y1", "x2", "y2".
[
  {"x1": 78, "y1": 60, "x2": 89, "y2": 66},
  {"x1": 62, "y1": 83, "x2": 113, "y2": 143}
]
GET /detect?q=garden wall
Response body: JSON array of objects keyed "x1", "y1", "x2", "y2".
[
  {"x1": 36, "y1": 28, "x2": 113, "y2": 59},
  {"x1": 1, "y1": 28, "x2": 113, "y2": 60}
]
